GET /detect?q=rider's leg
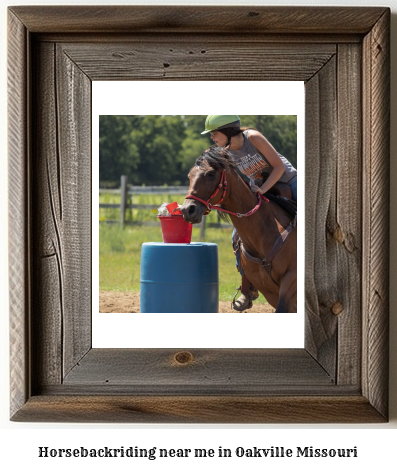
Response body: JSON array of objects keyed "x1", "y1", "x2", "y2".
[
  {"x1": 232, "y1": 228, "x2": 259, "y2": 311},
  {"x1": 232, "y1": 274, "x2": 259, "y2": 311},
  {"x1": 289, "y1": 180, "x2": 297, "y2": 202}
]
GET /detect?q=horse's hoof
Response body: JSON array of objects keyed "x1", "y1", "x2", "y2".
[{"x1": 232, "y1": 293, "x2": 253, "y2": 312}]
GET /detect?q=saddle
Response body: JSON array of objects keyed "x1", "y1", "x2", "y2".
[
  {"x1": 265, "y1": 193, "x2": 297, "y2": 218},
  {"x1": 254, "y1": 177, "x2": 297, "y2": 218}
]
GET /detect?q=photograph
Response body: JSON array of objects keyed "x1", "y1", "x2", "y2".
[{"x1": 98, "y1": 114, "x2": 298, "y2": 315}]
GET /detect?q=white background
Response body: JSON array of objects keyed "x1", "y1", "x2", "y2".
[
  {"x1": 92, "y1": 81, "x2": 305, "y2": 348},
  {"x1": 1, "y1": 0, "x2": 396, "y2": 469}
]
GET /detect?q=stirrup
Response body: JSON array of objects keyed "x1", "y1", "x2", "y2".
[{"x1": 232, "y1": 286, "x2": 253, "y2": 311}]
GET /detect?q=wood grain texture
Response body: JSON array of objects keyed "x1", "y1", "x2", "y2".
[
  {"x1": 9, "y1": 6, "x2": 387, "y2": 34},
  {"x1": 8, "y1": 10, "x2": 30, "y2": 419},
  {"x1": 304, "y1": 56, "x2": 338, "y2": 377},
  {"x1": 11, "y1": 396, "x2": 385, "y2": 424},
  {"x1": 59, "y1": 42, "x2": 335, "y2": 81},
  {"x1": 62, "y1": 349, "x2": 333, "y2": 392},
  {"x1": 362, "y1": 9, "x2": 390, "y2": 419},
  {"x1": 32, "y1": 42, "x2": 63, "y2": 387},
  {"x1": 55, "y1": 44, "x2": 92, "y2": 376},
  {"x1": 335, "y1": 43, "x2": 362, "y2": 386},
  {"x1": 31, "y1": 41, "x2": 92, "y2": 387},
  {"x1": 8, "y1": 6, "x2": 390, "y2": 423},
  {"x1": 304, "y1": 42, "x2": 363, "y2": 385}
]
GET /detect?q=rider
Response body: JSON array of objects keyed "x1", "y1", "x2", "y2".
[{"x1": 201, "y1": 115, "x2": 297, "y2": 311}]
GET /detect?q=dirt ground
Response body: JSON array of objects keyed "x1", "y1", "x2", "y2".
[{"x1": 99, "y1": 291, "x2": 275, "y2": 313}]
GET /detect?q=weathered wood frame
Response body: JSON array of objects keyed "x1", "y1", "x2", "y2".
[{"x1": 8, "y1": 6, "x2": 390, "y2": 423}]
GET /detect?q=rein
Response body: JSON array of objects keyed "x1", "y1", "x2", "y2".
[{"x1": 185, "y1": 169, "x2": 269, "y2": 218}]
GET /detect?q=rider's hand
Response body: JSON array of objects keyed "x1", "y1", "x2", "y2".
[
  {"x1": 250, "y1": 178, "x2": 265, "y2": 194},
  {"x1": 250, "y1": 183, "x2": 262, "y2": 194}
]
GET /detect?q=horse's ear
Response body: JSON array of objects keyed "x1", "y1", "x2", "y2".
[{"x1": 194, "y1": 157, "x2": 203, "y2": 167}]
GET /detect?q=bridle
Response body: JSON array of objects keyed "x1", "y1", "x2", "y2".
[{"x1": 185, "y1": 168, "x2": 269, "y2": 218}]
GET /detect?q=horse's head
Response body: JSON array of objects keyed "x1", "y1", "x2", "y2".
[{"x1": 180, "y1": 147, "x2": 234, "y2": 224}]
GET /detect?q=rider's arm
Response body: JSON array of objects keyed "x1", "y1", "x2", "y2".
[{"x1": 248, "y1": 130, "x2": 285, "y2": 195}]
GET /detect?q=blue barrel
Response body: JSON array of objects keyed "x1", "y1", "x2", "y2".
[{"x1": 140, "y1": 242, "x2": 219, "y2": 313}]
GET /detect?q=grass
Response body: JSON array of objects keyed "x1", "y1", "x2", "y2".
[{"x1": 99, "y1": 193, "x2": 269, "y2": 304}]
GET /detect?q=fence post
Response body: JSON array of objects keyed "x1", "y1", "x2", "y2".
[
  {"x1": 120, "y1": 175, "x2": 128, "y2": 226},
  {"x1": 200, "y1": 215, "x2": 206, "y2": 240}
]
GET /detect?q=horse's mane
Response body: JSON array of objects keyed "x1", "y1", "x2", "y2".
[
  {"x1": 195, "y1": 146, "x2": 239, "y2": 224},
  {"x1": 195, "y1": 146, "x2": 237, "y2": 173}
]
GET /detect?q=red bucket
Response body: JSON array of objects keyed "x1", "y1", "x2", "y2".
[{"x1": 158, "y1": 215, "x2": 193, "y2": 243}]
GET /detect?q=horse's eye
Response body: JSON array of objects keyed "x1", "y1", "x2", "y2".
[{"x1": 206, "y1": 171, "x2": 216, "y2": 178}]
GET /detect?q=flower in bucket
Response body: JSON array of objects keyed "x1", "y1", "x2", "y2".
[
  {"x1": 166, "y1": 202, "x2": 182, "y2": 215},
  {"x1": 157, "y1": 202, "x2": 182, "y2": 216},
  {"x1": 157, "y1": 202, "x2": 170, "y2": 215}
]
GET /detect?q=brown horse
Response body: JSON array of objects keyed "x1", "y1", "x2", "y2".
[{"x1": 180, "y1": 147, "x2": 297, "y2": 313}]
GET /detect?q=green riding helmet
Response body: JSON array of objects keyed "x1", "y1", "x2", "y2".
[{"x1": 201, "y1": 115, "x2": 241, "y2": 134}]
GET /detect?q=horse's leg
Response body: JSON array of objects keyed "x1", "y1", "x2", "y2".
[
  {"x1": 243, "y1": 265, "x2": 279, "y2": 310},
  {"x1": 275, "y1": 270, "x2": 297, "y2": 313},
  {"x1": 262, "y1": 291, "x2": 278, "y2": 310}
]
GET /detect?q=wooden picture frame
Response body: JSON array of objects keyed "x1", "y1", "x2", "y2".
[{"x1": 8, "y1": 6, "x2": 390, "y2": 423}]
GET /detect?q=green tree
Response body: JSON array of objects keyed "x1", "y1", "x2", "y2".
[
  {"x1": 178, "y1": 116, "x2": 212, "y2": 180},
  {"x1": 100, "y1": 115, "x2": 187, "y2": 186},
  {"x1": 130, "y1": 115, "x2": 187, "y2": 185},
  {"x1": 99, "y1": 115, "x2": 141, "y2": 185}
]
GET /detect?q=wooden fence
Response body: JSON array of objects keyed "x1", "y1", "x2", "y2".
[{"x1": 99, "y1": 176, "x2": 230, "y2": 237}]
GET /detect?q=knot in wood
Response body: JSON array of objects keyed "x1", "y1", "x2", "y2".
[
  {"x1": 174, "y1": 351, "x2": 193, "y2": 365},
  {"x1": 333, "y1": 225, "x2": 344, "y2": 244},
  {"x1": 331, "y1": 302, "x2": 344, "y2": 316}
]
